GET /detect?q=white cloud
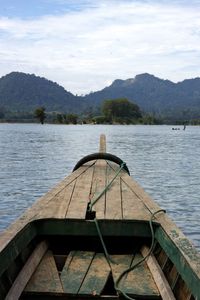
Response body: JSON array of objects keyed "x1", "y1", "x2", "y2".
[{"x1": 0, "y1": 1, "x2": 200, "y2": 94}]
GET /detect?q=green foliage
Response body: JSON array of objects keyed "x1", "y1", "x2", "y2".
[
  {"x1": 142, "y1": 113, "x2": 162, "y2": 125},
  {"x1": 0, "y1": 107, "x2": 5, "y2": 119},
  {"x1": 66, "y1": 113, "x2": 78, "y2": 124},
  {"x1": 102, "y1": 98, "x2": 142, "y2": 124},
  {"x1": 34, "y1": 107, "x2": 46, "y2": 124},
  {"x1": 0, "y1": 72, "x2": 83, "y2": 114},
  {"x1": 1, "y1": 72, "x2": 200, "y2": 124},
  {"x1": 56, "y1": 113, "x2": 64, "y2": 124},
  {"x1": 92, "y1": 116, "x2": 108, "y2": 124}
]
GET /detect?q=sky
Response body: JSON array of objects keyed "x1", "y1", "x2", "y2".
[{"x1": 0, "y1": 0, "x2": 200, "y2": 95}]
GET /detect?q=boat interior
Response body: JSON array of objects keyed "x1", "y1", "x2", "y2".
[{"x1": 0, "y1": 218, "x2": 196, "y2": 300}]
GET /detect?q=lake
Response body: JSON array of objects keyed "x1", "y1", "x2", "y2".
[{"x1": 0, "y1": 124, "x2": 199, "y2": 249}]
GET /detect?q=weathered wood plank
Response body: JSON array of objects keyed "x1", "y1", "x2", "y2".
[
  {"x1": 110, "y1": 254, "x2": 133, "y2": 287},
  {"x1": 5, "y1": 241, "x2": 48, "y2": 300},
  {"x1": 123, "y1": 253, "x2": 160, "y2": 298},
  {"x1": 105, "y1": 165, "x2": 122, "y2": 220},
  {"x1": 141, "y1": 245, "x2": 176, "y2": 300},
  {"x1": 173, "y1": 276, "x2": 192, "y2": 300},
  {"x1": 121, "y1": 179, "x2": 151, "y2": 221},
  {"x1": 99, "y1": 134, "x2": 106, "y2": 153},
  {"x1": 120, "y1": 172, "x2": 161, "y2": 215},
  {"x1": 90, "y1": 164, "x2": 107, "y2": 219},
  {"x1": 37, "y1": 182, "x2": 76, "y2": 219},
  {"x1": 121, "y1": 172, "x2": 200, "y2": 298},
  {"x1": 79, "y1": 253, "x2": 110, "y2": 296},
  {"x1": 66, "y1": 166, "x2": 94, "y2": 219},
  {"x1": 60, "y1": 251, "x2": 94, "y2": 294},
  {"x1": 25, "y1": 250, "x2": 63, "y2": 294},
  {"x1": 0, "y1": 165, "x2": 91, "y2": 252},
  {"x1": 111, "y1": 253, "x2": 160, "y2": 298}
]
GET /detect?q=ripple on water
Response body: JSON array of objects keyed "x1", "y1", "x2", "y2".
[{"x1": 0, "y1": 124, "x2": 199, "y2": 249}]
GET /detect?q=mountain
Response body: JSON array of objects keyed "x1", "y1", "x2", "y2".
[
  {"x1": 0, "y1": 72, "x2": 84, "y2": 113},
  {"x1": 0, "y1": 72, "x2": 200, "y2": 121},
  {"x1": 83, "y1": 73, "x2": 200, "y2": 120}
]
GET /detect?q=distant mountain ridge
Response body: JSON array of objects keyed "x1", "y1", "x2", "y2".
[
  {"x1": 0, "y1": 71, "x2": 200, "y2": 121},
  {"x1": 0, "y1": 72, "x2": 84, "y2": 113}
]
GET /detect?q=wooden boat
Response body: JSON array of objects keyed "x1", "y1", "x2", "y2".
[{"x1": 0, "y1": 135, "x2": 200, "y2": 300}]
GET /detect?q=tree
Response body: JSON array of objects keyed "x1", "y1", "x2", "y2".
[
  {"x1": 34, "y1": 107, "x2": 46, "y2": 124},
  {"x1": 56, "y1": 113, "x2": 63, "y2": 124},
  {"x1": 102, "y1": 98, "x2": 142, "y2": 123},
  {"x1": 66, "y1": 113, "x2": 78, "y2": 124}
]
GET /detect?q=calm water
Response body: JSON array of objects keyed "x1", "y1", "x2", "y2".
[{"x1": 0, "y1": 124, "x2": 199, "y2": 249}]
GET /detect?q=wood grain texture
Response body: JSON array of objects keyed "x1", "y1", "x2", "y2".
[
  {"x1": 60, "y1": 251, "x2": 94, "y2": 294},
  {"x1": 141, "y1": 245, "x2": 176, "y2": 300},
  {"x1": 0, "y1": 165, "x2": 91, "y2": 252},
  {"x1": 99, "y1": 134, "x2": 106, "y2": 153},
  {"x1": 37, "y1": 182, "x2": 76, "y2": 219},
  {"x1": 79, "y1": 253, "x2": 110, "y2": 296},
  {"x1": 66, "y1": 166, "x2": 94, "y2": 219},
  {"x1": 105, "y1": 164, "x2": 122, "y2": 220},
  {"x1": 121, "y1": 179, "x2": 151, "y2": 221},
  {"x1": 25, "y1": 250, "x2": 63, "y2": 294},
  {"x1": 111, "y1": 253, "x2": 160, "y2": 298},
  {"x1": 90, "y1": 164, "x2": 107, "y2": 219},
  {"x1": 5, "y1": 241, "x2": 48, "y2": 300}
]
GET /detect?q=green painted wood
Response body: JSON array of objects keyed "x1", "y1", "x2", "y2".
[
  {"x1": 155, "y1": 227, "x2": 200, "y2": 299},
  {"x1": 25, "y1": 250, "x2": 63, "y2": 293},
  {"x1": 113, "y1": 254, "x2": 160, "y2": 299},
  {"x1": 60, "y1": 251, "x2": 94, "y2": 294},
  {"x1": 0, "y1": 223, "x2": 37, "y2": 277},
  {"x1": 79, "y1": 253, "x2": 110, "y2": 296},
  {"x1": 35, "y1": 219, "x2": 155, "y2": 238}
]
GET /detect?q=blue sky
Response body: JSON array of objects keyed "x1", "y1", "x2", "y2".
[{"x1": 0, "y1": 0, "x2": 200, "y2": 94}]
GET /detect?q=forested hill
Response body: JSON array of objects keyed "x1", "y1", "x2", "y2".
[
  {"x1": 0, "y1": 72, "x2": 84, "y2": 113},
  {"x1": 0, "y1": 72, "x2": 200, "y2": 121},
  {"x1": 84, "y1": 74, "x2": 200, "y2": 121}
]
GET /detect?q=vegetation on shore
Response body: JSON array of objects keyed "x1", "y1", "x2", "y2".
[
  {"x1": 0, "y1": 97, "x2": 199, "y2": 125},
  {"x1": 32, "y1": 98, "x2": 162, "y2": 125},
  {"x1": 0, "y1": 72, "x2": 200, "y2": 125}
]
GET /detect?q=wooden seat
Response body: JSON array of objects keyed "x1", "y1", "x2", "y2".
[
  {"x1": 24, "y1": 250, "x2": 161, "y2": 299},
  {"x1": 111, "y1": 254, "x2": 160, "y2": 299}
]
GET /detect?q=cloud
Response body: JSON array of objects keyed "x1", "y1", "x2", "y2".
[{"x1": 0, "y1": 0, "x2": 200, "y2": 94}]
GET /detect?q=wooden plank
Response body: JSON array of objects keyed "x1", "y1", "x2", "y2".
[
  {"x1": 105, "y1": 165, "x2": 122, "y2": 220},
  {"x1": 173, "y1": 276, "x2": 192, "y2": 300},
  {"x1": 141, "y1": 245, "x2": 176, "y2": 300},
  {"x1": 121, "y1": 179, "x2": 151, "y2": 221},
  {"x1": 111, "y1": 253, "x2": 160, "y2": 298},
  {"x1": 5, "y1": 241, "x2": 48, "y2": 300},
  {"x1": 123, "y1": 253, "x2": 160, "y2": 298},
  {"x1": 24, "y1": 250, "x2": 63, "y2": 294},
  {"x1": 90, "y1": 164, "x2": 107, "y2": 219},
  {"x1": 66, "y1": 166, "x2": 94, "y2": 219},
  {"x1": 0, "y1": 165, "x2": 91, "y2": 253},
  {"x1": 79, "y1": 253, "x2": 110, "y2": 296},
  {"x1": 60, "y1": 251, "x2": 94, "y2": 294},
  {"x1": 110, "y1": 254, "x2": 133, "y2": 286},
  {"x1": 121, "y1": 172, "x2": 200, "y2": 298},
  {"x1": 120, "y1": 172, "x2": 161, "y2": 215},
  {"x1": 37, "y1": 182, "x2": 75, "y2": 219},
  {"x1": 99, "y1": 134, "x2": 106, "y2": 153}
]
